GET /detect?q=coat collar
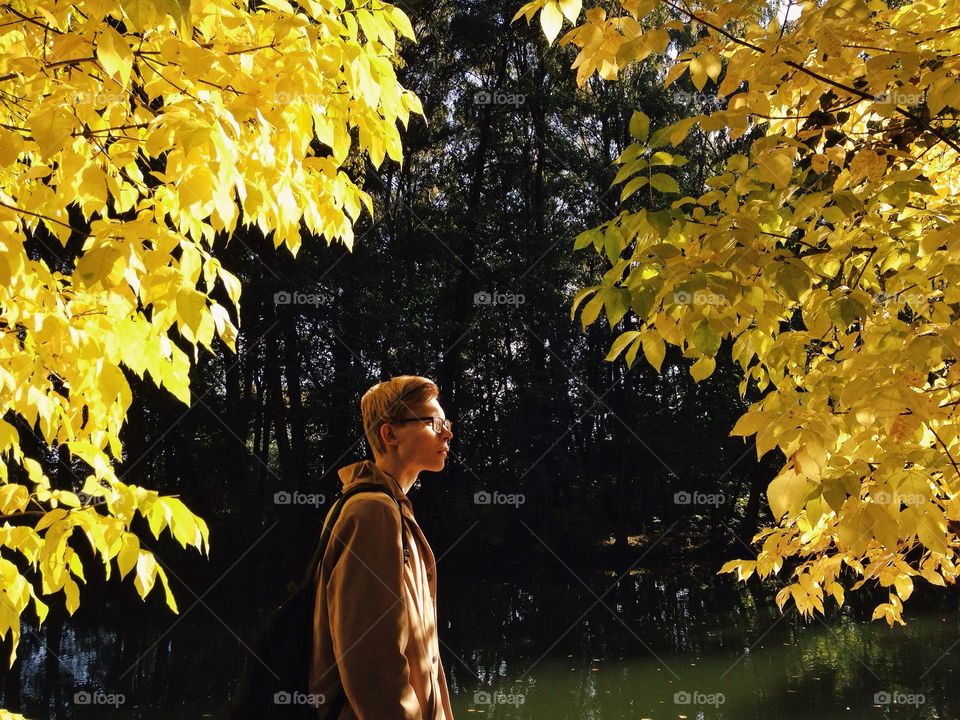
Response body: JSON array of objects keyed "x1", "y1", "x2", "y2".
[{"x1": 338, "y1": 459, "x2": 413, "y2": 512}]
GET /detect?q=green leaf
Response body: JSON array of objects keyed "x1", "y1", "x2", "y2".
[
  {"x1": 604, "y1": 226, "x2": 625, "y2": 263},
  {"x1": 691, "y1": 318, "x2": 722, "y2": 355},
  {"x1": 574, "y1": 228, "x2": 599, "y2": 250},
  {"x1": 602, "y1": 287, "x2": 631, "y2": 328}
]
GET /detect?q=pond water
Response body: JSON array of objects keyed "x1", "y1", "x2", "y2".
[{"x1": 2, "y1": 544, "x2": 958, "y2": 719}]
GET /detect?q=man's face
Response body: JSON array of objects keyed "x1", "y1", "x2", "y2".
[{"x1": 391, "y1": 397, "x2": 453, "y2": 473}]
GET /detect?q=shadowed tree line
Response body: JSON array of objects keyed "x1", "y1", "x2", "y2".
[{"x1": 62, "y1": 0, "x2": 784, "y2": 577}]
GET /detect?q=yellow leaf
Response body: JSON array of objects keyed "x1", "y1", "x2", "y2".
[
  {"x1": 689, "y1": 355, "x2": 715, "y2": 381},
  {"x1": 689, "y1": 55, "x2": 708, "y2": 91},
  {"x1": 767, "y1": 466, "x2": 816, "y2": 520},
  {"x1": 606, "y1": 331, "x2": 642, "y2": 362},
  {"x1": 629, "y1": 110, "x2": 649, "y2": 142},
  {"x1": 117, "y1": 534, "x2": 139, "y2": 580},
  {"x1": 74, "y1": 247, "x2": 126, "y2": 288},
  {"x1": 650, "y1": 173, "x2": 679, "y2": 194},
  {"x1": 559, "y1": 0, "x2": 582, "y2": 23},
  {"x1": 0, "y1": 128, "x2": 25, "y2": 166},
  {"x1": 96, "y1": 26, "x2": 133, "y2": 86},
  {"x1": 703, "y1": 52, "x2": 722, "y2": 82},
  {"x1": 134, "y1": 550, "x2": 157, "y2": 597},
  {"x1": 389, "y1": 6, "x2": 416, "y2": 40},
  {"x1": 27, "y1": 105, "x2": 79, "y2": 160},
  {"x1": 540, "y1": 1, "x2": 565, "y2": 45},
  {"x1": 755, "y1": 151, "x2": 793, "y2": 189},
  {"x1": 641, "y1": 331, "x2": 665, "y2": 372}
]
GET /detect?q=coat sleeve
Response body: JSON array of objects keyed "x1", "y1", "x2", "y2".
[{"x1": 324, "y1": 497, "x2": 423, "y2": 720}]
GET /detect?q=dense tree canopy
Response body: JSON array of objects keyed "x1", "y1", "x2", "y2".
[
  {"x1": 0, "y1": 0, "x2": 420, "y2": 676},
  {"x1": 518, "y1": 0, "x2": 960, "y2": 624}
]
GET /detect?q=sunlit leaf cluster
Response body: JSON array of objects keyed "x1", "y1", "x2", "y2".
[
  {"x1": 0, "y1": 0, "x2": 420, "y2": 669},
  {"x1": 519, "y1": 0, "x2": 960, "y2": 624}
]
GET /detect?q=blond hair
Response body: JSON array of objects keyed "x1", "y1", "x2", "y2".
[{"x1": 361, "y1": 375, "x2": 439, "y2": 456}]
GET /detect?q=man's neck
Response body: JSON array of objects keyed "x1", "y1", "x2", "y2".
[{"x1": 374, "y1": 456, "x2": 418, "y2": 495}]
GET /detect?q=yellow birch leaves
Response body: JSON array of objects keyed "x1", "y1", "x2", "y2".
[
  {"x1": 523, "y1": 0, "x2": 960, "y2": 624},
  {"x1": 0, "y1": 0, "x2": 421, "y2": 670}
]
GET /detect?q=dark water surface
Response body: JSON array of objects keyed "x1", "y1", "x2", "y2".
[{"x1": 2, "y1": 544, "x2": 958, "y2": 719}]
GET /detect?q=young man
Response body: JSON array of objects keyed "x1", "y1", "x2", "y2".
[{"x1": 309, "y1": 376, "x2": 456, "y2": 719}]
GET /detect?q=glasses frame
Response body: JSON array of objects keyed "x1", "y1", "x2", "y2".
[{"x1": 391, "y1": 416, "x2": 453, "y2": 435}]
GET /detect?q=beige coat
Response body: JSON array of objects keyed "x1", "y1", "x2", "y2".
[{"x1": 309, "y1": 460, "x2": 455, "y2": 720}]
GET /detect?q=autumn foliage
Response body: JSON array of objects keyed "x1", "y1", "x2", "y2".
[
  {"x1": 517, "y1": 0, "x2": 960, "y2": 624},
  {"x1": 0, "y1": 0, "x2": 420, "y2": 674}
]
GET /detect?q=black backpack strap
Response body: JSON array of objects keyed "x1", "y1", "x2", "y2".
[{"x1": 303, "y1": 483, "x2": 409, "y2": 588}]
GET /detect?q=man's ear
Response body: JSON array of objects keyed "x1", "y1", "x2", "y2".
[{"x1": 380, "y1": 421, "x2": 398, "y2": 449}]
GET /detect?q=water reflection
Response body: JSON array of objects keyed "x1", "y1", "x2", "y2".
[{"x1": 2, "y1": 561, "x2": 959, "y2": 719}]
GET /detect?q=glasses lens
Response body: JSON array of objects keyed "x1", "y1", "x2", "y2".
[{"x1": 432, "y1": 417, "x2": 443, "y2": 434}]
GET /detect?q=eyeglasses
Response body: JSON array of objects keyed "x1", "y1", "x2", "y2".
[{"x1": 391, "y1": 416, "x2": 453, "y2": 435}]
